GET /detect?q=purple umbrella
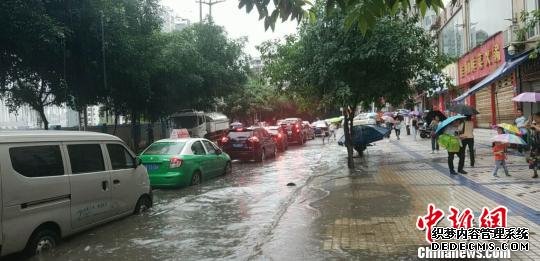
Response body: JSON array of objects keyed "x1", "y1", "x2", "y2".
[
  {"x1": 409, "y1": 111, "x2": 421, "y2": 116},
  {"x1": 512, "y1": 92, "x2": 540, "y2": 103}
]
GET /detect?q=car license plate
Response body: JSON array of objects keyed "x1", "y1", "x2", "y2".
[
  {"x1": 144, "y1": 164, "x2": 159, "y2": 171},
  {"x1": 287, "y1": 131, "x2": 292, "y2": 135},
  {"x1": 233, "y1": 143, "x2": 244, "y2": 148}
]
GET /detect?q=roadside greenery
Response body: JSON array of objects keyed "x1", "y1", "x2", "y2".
[
  {"x1": 259, "y1": 4, "x2": 449, "y2": 167},
  {"x1": 0, "y1": 0, "x2": 249, "y2": 151}
]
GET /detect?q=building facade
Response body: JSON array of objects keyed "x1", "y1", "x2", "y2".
[{"x1": 422, "y1": 0, "x2": 538, "y2": 127}]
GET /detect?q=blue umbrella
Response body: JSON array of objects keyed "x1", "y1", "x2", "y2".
[{"x1": 435, "y1": 115, "x2": 466, "y2": 136}]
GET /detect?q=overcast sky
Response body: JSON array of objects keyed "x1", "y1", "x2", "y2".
[{"x1": 161, "y1": 0, "x2": 298, "y2": 57}]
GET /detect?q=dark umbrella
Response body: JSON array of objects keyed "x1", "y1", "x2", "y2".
[
  {"x1": 449, "y1": 104, "x2": 479, "y2": 115},
  {"x1": 425, "y1": 110, "x2": 447, "y2": 125},
  {"x1": 338, "y1": 125, "x2": 391, "y2": 146}
]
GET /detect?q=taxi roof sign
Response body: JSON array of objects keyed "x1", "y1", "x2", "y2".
[{"x1": 170, "y1": 129, "x2": 190, "y2": 139}]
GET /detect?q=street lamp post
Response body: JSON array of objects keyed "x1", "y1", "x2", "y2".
[{"x1": 196, "y1": 0, "x2": 226, "y2": 22}]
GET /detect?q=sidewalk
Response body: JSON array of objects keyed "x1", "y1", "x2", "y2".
[{"x1": 277, "y1": 129, "x2": 540, "y2": 260}]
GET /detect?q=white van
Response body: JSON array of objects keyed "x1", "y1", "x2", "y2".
[{"x1": 0, "y1": 131, "x2": 152, "y2": 257}]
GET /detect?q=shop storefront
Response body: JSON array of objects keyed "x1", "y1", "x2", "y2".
[
  {"x1": 519, "y1": 57, "x2": 540, "y2": 115},
  {"x1": 454, "y1": 32, "x2": 519, "y2": 128}
]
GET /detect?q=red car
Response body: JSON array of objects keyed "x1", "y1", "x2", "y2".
[
  {"x1": 220, "y1": 127, "x2": 277, "y2": 162},
  {"x1": 266, "y1": 126, "x2": 288, "y2": 152}
]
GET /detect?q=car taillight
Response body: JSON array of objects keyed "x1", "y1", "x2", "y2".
[
  {"x1": 248, "y1": 136, "x2": 259, "y2": 143},
  {"x1": 277, "y1": 133, "x2": 282, "y2": 139},
  {"x1": 170, "y1": 157, "x2": 183, "y2": 168},
  {"x1": 296, "y1": 128, "x2": 300, "y2": 133},
  {"x1": 296, "y1": 123, "x2": 300, "y2": 129},
  {"x1": 221, "y1": 136, "x2": 229, "y2": 143}
]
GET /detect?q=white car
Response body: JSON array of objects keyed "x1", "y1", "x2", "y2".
[{"x1": 353, "y1": 113, "x2": 377, "y2": 126}]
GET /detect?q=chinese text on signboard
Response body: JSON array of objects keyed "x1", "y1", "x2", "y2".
[{"x1": 458, "y1": 32, "x2": 504, "y2": 85}]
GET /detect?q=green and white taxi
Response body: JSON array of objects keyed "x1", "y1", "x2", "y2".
[{"x1": 139, "y1": 138, "x2": 231, "y2": 188}]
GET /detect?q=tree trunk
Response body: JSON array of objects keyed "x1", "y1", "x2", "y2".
[
  {"x1": 131, "y1": 111, "x2": 141, "y2": 153},
  {"x1": 37, "y1": 107, "x2": 49, "y2": 130},
  {"x1": 113, "y1": 112, "x2": 119, "y2": 135},
  {"x1": 343, "y1": 107, "x2": 354, "y2": 169},
  {"x1": 84, "y1": 106, "x2": 88, "y2": 131}
]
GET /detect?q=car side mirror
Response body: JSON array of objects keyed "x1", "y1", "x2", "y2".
[
  {"x1": 135, "y1": 157, "x2": 142, "y2": 168},
  {"x1": 216, "y1": 149, "x2": 223, "y2": 155}
]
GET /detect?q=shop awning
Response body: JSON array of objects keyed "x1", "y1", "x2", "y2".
[{"x1": 453, "y1": 51, "x2": 531, "y2": 103}]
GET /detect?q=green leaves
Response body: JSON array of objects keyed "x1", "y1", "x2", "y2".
[{"x1": 238, "y1": 0, "x2": 446, "y2": 33}]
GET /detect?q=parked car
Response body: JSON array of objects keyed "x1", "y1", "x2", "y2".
[
  {"x1": 277, "y1": 118, "x2": 305, "y2": 144},
  {"x1": 266, "y1": 126, "x2": 288, "y2": 152},
  {"x1": 140, "y1": 138, "x2": 231, "y2": 188},
  {"x1": 312, "y1": 120, "x2": 329, "y2": 137},
  {"x1": 0, "y1": 131, "x2": 152, "y2": 257},
  {"x1": 302, "y1": 121, "x2": 315, "y2": 140},
  {"x1": 353, "y1": 113, "x2": 377, "y2": 126},
  {"x1": 220, "y1": 127, "x2": 277, "y2": 161}
]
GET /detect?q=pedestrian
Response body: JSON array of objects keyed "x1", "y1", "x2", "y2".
[
  {"x1": 492, "y1": 127, "x2": 510, "y2": 177},
  {"x1": 411, "y1": 115, "x2": 419, "y2": 140},
  {"x1": 329, "y1": 123, "x2": 337, "y2": 141},
  {"x1": 439, "y1": 120, "x2": 466, "y2": 175},
  {"x1": 394, "y1": 117, "x2": 402, "y2": 140},
  {"x1": 430, "y1": 116, "x2": 440, "y2": 153},
  {"x1": 526, "y1": 112, "x2": 540, "y2": 178},
  {"x1": 460, "y1": 115, "x2": 475, "y2": 167},
  {"x1": 385, "y1": 120, "x2": 393, "y2": 139},
  {"x1": 515, "y1": 109, "x2": 528, "y2": 153}
]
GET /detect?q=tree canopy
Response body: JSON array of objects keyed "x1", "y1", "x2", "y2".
[{"x1": 238, "y1": 0, "x2": 447, "y2": 32}]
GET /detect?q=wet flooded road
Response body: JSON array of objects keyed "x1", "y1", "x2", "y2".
[{"x1": 20, "y1": 138, "x2": 346, "y2": 261}]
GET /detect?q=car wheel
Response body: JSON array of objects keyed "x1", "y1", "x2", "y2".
[
  {"x1": 191, "y1": 171, "x2": 202, "y2": 185},
  {"x1": 224, "y1": 161, "x2": 232, "y2": 175},
  {"x1": 25, "y1": 227, "x2": 59, "y2": 256},
  {"x1": 134, "y1": 195, "x2": 152, "y2": 214}
]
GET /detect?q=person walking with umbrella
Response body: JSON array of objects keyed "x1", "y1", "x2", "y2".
[
  {"x1": 429, "y1": 116, "x2": 440, "y2": 153},
  {"x1": 515, "y1": 109, "x2": 529, "y2": 153},
  {"x1": 461, "y1": 115, "x2": 475, "y2": 167},
  {"x1": 436, "y1": 115, "x2": 467, "y2": 175},
  {"x1": 526, "y1": 112, "x2": 540, "y2": 178},
  {"x1": 449, "y1": 104, "x2": 479, "y2": 168},
  {"x1": 491, "y1": 127, "x2": 511, "y2": 177}
]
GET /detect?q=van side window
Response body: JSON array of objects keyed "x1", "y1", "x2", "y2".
[
  {"x1": 107, "y1": 144, "x2": 135, "y2": 169},
  {"x1": 191, "y1": 141, "x2": 206, "y2": 155},
  {"x1": 9, "y1": 145, "x2": 64, "y2": 177},
  {"x1": 68, "y1": 144, "x2": 105, "y2": 174}
]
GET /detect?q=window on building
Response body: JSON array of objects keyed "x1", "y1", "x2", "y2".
[
  {"x1": 439, "y1": 10, "x2": 465, "y2": 58},
  {"x1": 9, "y1": 145, "x2": 64, "y2": 177},
  {"x1": 68, "y1": 144, "x2": 105, "y2": 174},
  {"x1": 469, "y1": 0, "x2": 512, "y2": 48}
]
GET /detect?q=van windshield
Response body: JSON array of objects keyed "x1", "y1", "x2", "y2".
[{"x1": 143, "y1": 142, "x2": 186, "y2": 155}]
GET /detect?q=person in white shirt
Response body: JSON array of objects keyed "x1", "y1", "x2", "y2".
[{"x1": 515, "y1": 109, "x2": 528, "y2": 153}]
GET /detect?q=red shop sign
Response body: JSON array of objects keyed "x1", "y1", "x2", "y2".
[{"x1": 458, "y1": 32, "x2": 505, "y2": 85}]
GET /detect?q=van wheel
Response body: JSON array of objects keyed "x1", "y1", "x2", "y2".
[
  {"x1": 25, "y1": 228, "x2": 59, "y2": 256},
  {"x1": 191, "y1": 171, "x2": 202, "y2": 185},
  {"x1": 224, "y1": 162, "x2": 232, "y2": 175},
  {"x1": 134, "y1": 195, "x2": 152, "y2": 214}
]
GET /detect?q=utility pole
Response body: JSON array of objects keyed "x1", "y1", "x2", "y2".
[{"x1": 196, "y1": 0, "x2": 226, "y2": 22}]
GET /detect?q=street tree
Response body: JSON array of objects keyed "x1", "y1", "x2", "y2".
[
  {"x1": 238, "y1": 0, "x2": 447, "y2": 32},
  {"x1": 260, "y1": 7, "x2": 448, "y2": 168},
  {"x1": 0, "y1": 0, "x2": 68, "y2": 129}
]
